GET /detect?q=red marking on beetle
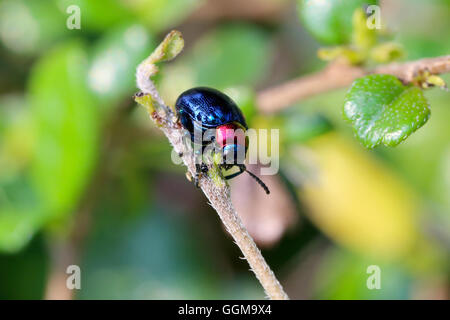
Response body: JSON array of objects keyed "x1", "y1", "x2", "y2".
[{"x1": 216, "y1": 122, "x2": 246, "y2": 148}]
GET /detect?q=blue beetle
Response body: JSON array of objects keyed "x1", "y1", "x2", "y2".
[{"x1": 175, "y1": 87, "x2": 269, "y2": 194}]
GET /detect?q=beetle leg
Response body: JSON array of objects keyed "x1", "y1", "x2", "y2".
[
  {"x1": 224, "y1": 164, "x2": 245, "y2": 180},
  {"x1": 193, "y1": 175, "x2": 199, "y2": 188},
  {"x1": 189, "y1": 162, "x2": 209, "y2": 187},
  {"x1": 192, "y1": 163, "x2": 203, "y2": 188},
  {"x1": 200, "y1": 163, "x2": 208, "y2": 173}
]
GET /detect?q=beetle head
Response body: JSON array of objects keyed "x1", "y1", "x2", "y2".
[{"x1": 216, "y1": 122, "x2": 248, "y2": 165}]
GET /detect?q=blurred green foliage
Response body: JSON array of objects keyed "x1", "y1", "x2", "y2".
[
  {"x1": 297, "y1": 0, "x2": 378, "y2": 45},
  {"x1": 89, "y1": 24, "x2": 156, "y2": 105},
  {"x1": 0, "y1": 0, "x2": 448, "y2": 300},
  {"x1": 30, "y1": 41, "x2": 99, "y2": 225},
  {"x1": 314, "y1": 248, "x2": 412, "y2": 299},
  {"x1": 160, "y1": 24, "x2": 272, "y2": 107}
]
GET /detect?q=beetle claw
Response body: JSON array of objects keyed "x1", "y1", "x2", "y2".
[{"x1": 187, "y1": 163, "x2": 209, "y2": 188}]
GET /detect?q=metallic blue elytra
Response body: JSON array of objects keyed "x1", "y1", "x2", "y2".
[{"x1": 175, "y1": 87, "x2": 248, "y2": 143}]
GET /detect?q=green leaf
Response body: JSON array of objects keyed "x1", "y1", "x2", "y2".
[
  {"x1": 88, "y1": 24, "x2": 155, "y2": 105},
  {"x1": 148, "y1": 30, "x2": 184, "y2": 64},
  {"x1": 0, "y1": 96, "x2": 43, "y2": 253},
  {"x1": 343, "y1": 74, "x2": 431, "y2": 148},
  {"x1": 0, "y1": 174, "x2": 43, "y2": 253},
  {"x1": 0, "y1": 0, "x2": 67, "y2": 55},
  {"x1": 135, "y1": 30, "x2": 184, "y2": 118},
  {"x1": 134, "y1": 93, "x2": 158, "y2": 117},
  {"x1": 191, "y1": 24, "x2": 271, "y2": 88},
  {"x1": 60, "y1": 0, "x2": 134, "y2": 32},
  {"x1": 0, "y1": 206, "x2": 42, "y2": 253},
  {"x1": 0, "y1": 95, "x2": 34, "y2": 176},
  {"x1": 78, "y1": 210, "x2": 221, "y2": 299},
  {"x1": 352, "y1": 7, "x2": 377, "y2": 51},
  {"x1": 29, "y1": 41, "x2": 99, "y2": 224},
  {"x1": 283, "y1": 113, "x2": 333, "y2": 143},
  {"x1": 0, "y1": 236, "x2": 48, "y2": 298},
  {"x1": 317, "y1": 46, "x2": 365, "y2": 64},
  {"x1": 297, "y1": 0, "x2": 378, "y2": 45},
  {"x1": 315, "y1": 248, "x2": 412, "y2": 299},
  {"x1": 370, "y1": 42, "x2": 405, "y2": 64},
  {"x1": 137, "y1": 30, "x2": 184, "y2": 83},
  {"x1": 128, "y1": 0, "x2": 202, "y2": 33}
]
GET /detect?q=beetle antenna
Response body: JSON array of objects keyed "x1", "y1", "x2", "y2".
[{"x1": 244, "y1": 168, "x2": 270, "y2": 195}]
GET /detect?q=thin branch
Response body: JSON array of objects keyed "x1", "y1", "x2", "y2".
[
  {"x1": 374, "y1": 55, "x2": 450, "y2": 82},
  {"x1": 257, "y1": 55, "x2": 450, "y2": 113},
  {"x1": 135, "y1": 31, "x2": 289, "y2": 300}
]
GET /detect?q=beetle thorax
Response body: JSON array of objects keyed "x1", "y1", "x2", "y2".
[{"x1": 216, "y1": 122, "x2": 247, "y2": 165}]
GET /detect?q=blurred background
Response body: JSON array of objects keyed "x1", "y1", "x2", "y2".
[{"x1": 0, "y1": 0, "x2": 449, "y2": 299}]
